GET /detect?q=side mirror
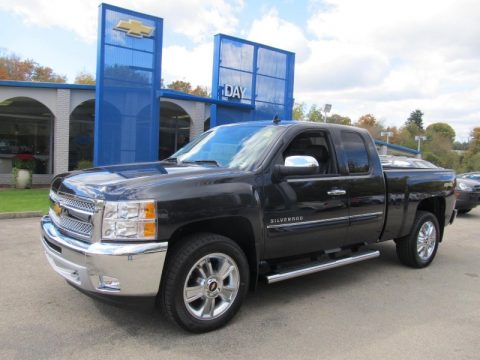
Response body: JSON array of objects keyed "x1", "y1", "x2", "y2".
[{"x1": 273, "y1": 155, "x2": 319, "y2": 181}]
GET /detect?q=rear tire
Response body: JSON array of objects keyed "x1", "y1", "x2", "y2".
[
  {"x1": 395, "y1": 211, "x2": 440, "y2": 268},
  {"x1": 159, "y1": 233, "x2": 249, "y2": 333}
]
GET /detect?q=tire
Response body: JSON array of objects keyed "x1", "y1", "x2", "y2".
[
  {"x1": 457, "y1": 209, "x2": 471, "y2": 214},
  {"x1": 395, "y1": 211, "x2": 440, "y2": 268},
  {"x1": 159, "y1": 233, "x2": 249, "y2": 333}
]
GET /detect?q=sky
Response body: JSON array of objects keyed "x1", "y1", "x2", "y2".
[{"x1": 0, "y1": 0, "x2": 479, "y2": 141}]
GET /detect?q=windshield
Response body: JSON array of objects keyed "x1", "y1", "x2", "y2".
[{"x1": 168, "y1": 125, "x2": 284, "y2": 170}]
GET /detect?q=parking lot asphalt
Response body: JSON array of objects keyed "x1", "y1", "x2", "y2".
[{"x1": 0, "y1": 209, "x2": 479, "y2": 360}]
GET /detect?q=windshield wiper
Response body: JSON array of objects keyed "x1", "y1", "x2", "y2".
[
  {"x1": 163, "y1": 157, "x2": 178, "y2": 163},
  {"x1": 182, "y1": 160, "x2": 220, "y2": 167}
]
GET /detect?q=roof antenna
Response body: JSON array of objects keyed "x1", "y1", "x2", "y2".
[{"x1": 273, "y1": 115, "x2": 280, "y2": 124}]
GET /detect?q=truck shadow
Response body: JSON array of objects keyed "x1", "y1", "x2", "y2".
[{"x1": 88, "y1": 241, "x2": 401, "y2": 338}]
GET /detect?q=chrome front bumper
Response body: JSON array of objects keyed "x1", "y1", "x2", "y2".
[{"x1": 40, "y1": 216, "x2": 168, "y2": 296}]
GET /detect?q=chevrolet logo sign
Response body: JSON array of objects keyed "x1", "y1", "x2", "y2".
[{"x1": 114, "y1": 19, "x2": 154, "y2": 38}]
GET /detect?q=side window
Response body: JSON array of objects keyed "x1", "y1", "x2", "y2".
[
  {"x1": 341, "y1": 131, "x2": 370, "y2": 174},
  {"x1": 282, "y1": 131, "x2": 337, "y2": 175}
]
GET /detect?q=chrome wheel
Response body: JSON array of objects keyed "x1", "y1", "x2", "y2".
[
  {"x1": 417, "y1": 221, "x2": 437, "y2": 261},
  {"x1": 183, "y1": 253, "x2": 240, "y2": 321}
]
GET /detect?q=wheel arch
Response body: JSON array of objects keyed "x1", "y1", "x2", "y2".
[
  {"x1": 416, "y1": 197, "x2": 446, "y2": 241},
  {"x1": 167, "y1": 216, "x2": 259, "y2": 290}
]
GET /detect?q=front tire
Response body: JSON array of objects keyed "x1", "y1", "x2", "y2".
[
  {"x1": 395, "y1": 211, "x2": 440, "y2": 268},
  {"x1": 159, "y1": 233, "x2": 249, "y2": 333}
]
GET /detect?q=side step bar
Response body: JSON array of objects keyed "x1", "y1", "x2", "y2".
[{"x1": 266, "y1": 249, "x2": 380, "y2": 284}]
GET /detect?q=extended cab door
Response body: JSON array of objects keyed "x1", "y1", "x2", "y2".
[
  {"x1": 339, "y1": 130, "x2": 386, "y2": 247},
  {"x1": 262, "y1": 129, "x2": 349, "y2": 259}
]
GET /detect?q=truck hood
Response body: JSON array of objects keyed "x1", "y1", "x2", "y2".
[{"x1": 52, "y1": 161, "x2": 247, "y2": 200}]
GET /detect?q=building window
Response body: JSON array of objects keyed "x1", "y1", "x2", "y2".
[
  {"x1": 0, "y1": 97, "x2": 53, "y2": 174},
  {"x1": 69, "y1": 100, "x2": 95, "y2": 170},
  {"x1": 159, "y1": 101, "x2": 191, "y2": 159}
]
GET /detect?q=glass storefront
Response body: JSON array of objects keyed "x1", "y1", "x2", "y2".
[
  {"x1": 0, "y1": 97, "x2": 53, "y2": 174},
  {"x1": 69, "y1": 100, "x2": 95, "y2": 170},
  {"x1": 159, "y1": 101, "x2": 191, "y2": 159}
]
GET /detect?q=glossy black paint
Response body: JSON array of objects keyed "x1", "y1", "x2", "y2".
[{"x1": 51, "y1": 121, "x2": 456, "y2": 266}]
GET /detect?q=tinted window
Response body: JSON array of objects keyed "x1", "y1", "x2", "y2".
[{"x1": 341, "y1": 131, "x2": 370, "y2": 174}]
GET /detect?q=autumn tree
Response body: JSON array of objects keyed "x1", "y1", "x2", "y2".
[
  {"x1": 354, "y1": 114, "x2": 383, "y2": 138},
  {"x1": 74, "y1": 71, "x2": 95, "y2": 85},
  {"x1": 0, "y1": 52, "x2": 66, "y2": 83},
  {"x1": 190, "y1": 85, "x2": 208, "y2": 97},
  {"x1": 406, "y1": 109, "x2": 424, "y2": 130},
  {"x1": 167, "y1": 80, "x2": 209, "y2": 96}
]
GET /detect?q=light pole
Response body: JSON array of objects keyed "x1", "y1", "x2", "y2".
[
  {"x1": 415, "y1": 135, "x2": 427, "y2": 157},
  {"x1": 381, "y1": 131, "x2": 393, "y2": 144},
  {"x1": 323, "y1": 104, "x2": 332, "y2": 123}
]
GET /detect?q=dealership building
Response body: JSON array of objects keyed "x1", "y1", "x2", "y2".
[
  {"x1": 0, "y1": 3, "x2": 295, "y2": 186},
  {"x1": 0, "y1": 81, "x2": 215, "y2": 185}
]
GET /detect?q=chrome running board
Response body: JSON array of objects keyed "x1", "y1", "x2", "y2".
[{"x1": 266, "y1": 249, "x2": 380, "y2": 284}]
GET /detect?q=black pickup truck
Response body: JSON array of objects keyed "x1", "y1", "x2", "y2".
[{"x1": 41, "y1": 121, "x2": 457, "y2": 332}]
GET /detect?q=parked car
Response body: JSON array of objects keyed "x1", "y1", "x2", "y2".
[
  {"x1": 41, "y1": 121, "x2": 457, "y2": 332},
  {"x1": 379, "y1": 155, "x2": 439, "y2": 169},
  {"x1": 455, "y1": 177, "x2": 480, "y2": 214},
  {"x1": 458, "y1": 172, "x2": 480, "y2": 182}
]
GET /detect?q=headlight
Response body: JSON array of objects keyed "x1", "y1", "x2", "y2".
[
  {"x1": 102, "y1": 201, "x2": 156, "y2": 241},
  {"x1": 456, "y1": 182, "x2": 473, "y2": 192}
]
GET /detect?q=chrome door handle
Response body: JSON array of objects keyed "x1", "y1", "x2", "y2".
[{"x1": 327, "y1": 189, "x2": 346, "y2": 196}]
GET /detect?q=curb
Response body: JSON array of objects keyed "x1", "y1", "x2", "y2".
[{"x1": 0, "y1": 211, "x2": 44, "y2": 220}]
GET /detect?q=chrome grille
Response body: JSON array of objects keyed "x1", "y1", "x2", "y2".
[
  {"x1": 50, "y1": 191, "x2": 95, "y2": 213},
  {"x1": 49, "y1": 190, "x2": 96, "y2": 242},
  {"x1": 49, "y1": 209, "x2": 93, "y2": 240}
]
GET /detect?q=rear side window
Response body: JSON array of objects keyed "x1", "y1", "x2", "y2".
[{"x1": 341, "y1": 131, "x2": 370, "y2": 174}]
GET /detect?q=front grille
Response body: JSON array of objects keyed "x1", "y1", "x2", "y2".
[
  {"x1": 49, "y1": 191, "x2": 97, "y2": 242},
  {"x1": 50, "y1": 191, "x2": 95, "y2": 213}
]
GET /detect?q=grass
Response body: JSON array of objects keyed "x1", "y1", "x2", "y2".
[{"x1": 0, "y1": 188, "x2": 50, "y2": 214}]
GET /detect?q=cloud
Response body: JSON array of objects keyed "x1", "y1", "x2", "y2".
[
  {"x1": 162, "y1": 42, "x2": 213, "y2": 88},
  {"x1": 0, "y1": 0, "x2": 244, "y2": 44},
  {"x1": 246, "y1": 9, "x2": 310, "y2": 62},
  {"x1": 297, "y1": 0, "x2": 480, "y2": 140}
]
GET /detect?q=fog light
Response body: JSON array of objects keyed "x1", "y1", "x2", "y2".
[{"x1": 99, "y1": 275, "x2": 121, "y2": 291}]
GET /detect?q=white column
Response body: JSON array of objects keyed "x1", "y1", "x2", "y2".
[{"x1": 53, "y1": 89, "x2": 71, "y2": 175}]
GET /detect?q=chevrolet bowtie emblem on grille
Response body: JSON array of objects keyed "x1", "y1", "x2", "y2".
[
  {"x1": 114, "y1": 19, "x2": 154, "y2": 38},
  {"x1": 52, "y1": 202, "x2": 62, "y2": 217}
]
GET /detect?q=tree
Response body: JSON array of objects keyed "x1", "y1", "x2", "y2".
[
  {"x1": 190, "y1": 85, "x2": 208, "y2": 97},
  {"x1": 426, "y1": 123, "x2": 455, "y2": 143},
  {"x1": 406, "y1": 109, "x2": 424, "y2": 130},
  {"x1": 468, "y1": 127, "x2": 480, "y2": 154},
  {"x1": 0, "y1": 51, "x2": 66, "y2": 83},
  {"x1": 354, "y1": 114, "x2": 383, "y2": 138},
  {"x1": 167, "y1": 80, "x2": 209, "y2": 97},
  {"x1": 292, "y1": 102, "x2": 306, "y2": 120},
  {"x1": 74, "y1": 71, "x2": 95, "y2": 85},
  {"x1": 167, "y1": 80, "x2": 193, "y2": 93},
  {"x1": 327, "y1": 114, "x2": 351, "y2": 125},
  {"x1": 306, "y1": 105, "x2": 323, "y2": 122}
]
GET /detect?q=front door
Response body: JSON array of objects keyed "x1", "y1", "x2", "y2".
[{"x1": 262, "y1": 130, "x2": 349, "y2": 259}]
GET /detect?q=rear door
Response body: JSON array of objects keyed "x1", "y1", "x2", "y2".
[{"x1": 340, "y1": 130, "x2": 386, "y2": 247}]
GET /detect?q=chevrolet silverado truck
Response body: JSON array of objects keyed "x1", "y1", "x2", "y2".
[{"x1": 41, "y1": 121, "x2": 457, "y2": 333}]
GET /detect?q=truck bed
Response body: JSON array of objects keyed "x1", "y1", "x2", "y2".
[{"x1": 380, "y1": 168, "x2": 456, "y2": 241}]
